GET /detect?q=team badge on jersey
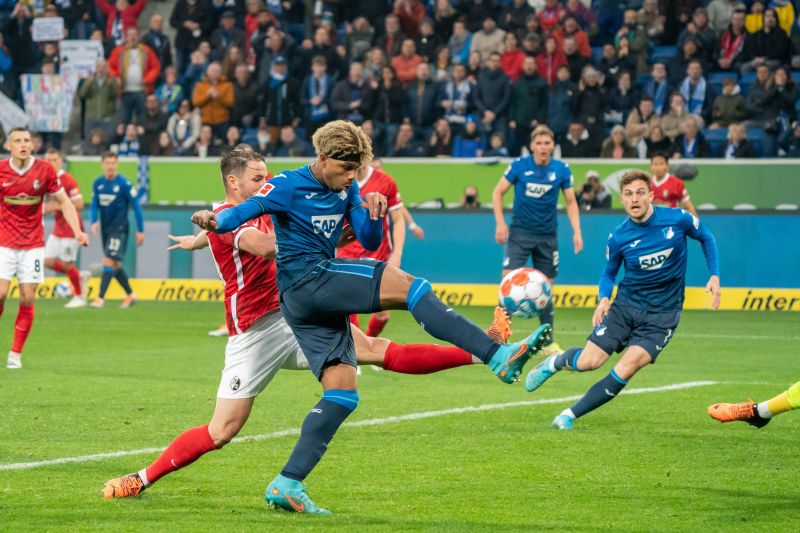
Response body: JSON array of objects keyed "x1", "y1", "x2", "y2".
[
  {"x1": 33, "y1": 179, "x2": 39, "y2": 190},
  {"x1": 311, "y1": 214, "x2": 343, "y2": 238},
  {"x1": 662, "y1": 227, "x2": 675, "y2": 240}
]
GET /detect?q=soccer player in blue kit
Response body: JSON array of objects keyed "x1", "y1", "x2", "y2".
[
  {"x1": 525, "y1": 170, "x2": 721, "y2": 430},
  {"x1": 192, "y1": 120, "x2": 551, "y2": 514},
  {"x1": 492, "y1": 125, "x2": 583, "y2": 355}
]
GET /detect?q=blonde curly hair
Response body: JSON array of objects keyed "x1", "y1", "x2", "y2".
[{"x1": 311, "y1": 120, "x2": 373, "y2": 166}]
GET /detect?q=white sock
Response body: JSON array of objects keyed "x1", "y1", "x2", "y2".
[
  {"x1": 560, "y1": 408, "x2": 575, "y2": 419},
  {"x1": 471, "y1": 355, "x2": 482, "y2": 364},
  {"x1": 756, "y1": 402, "x2": 773, "y2": 419},
  {"x1": 548, "y1": 357, "x2": 556, "y2": 372},
  {"x1": 137, "y1": 468, "x2": 150, "y2": 487}
]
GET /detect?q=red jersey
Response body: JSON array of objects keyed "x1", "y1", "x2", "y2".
[
  {"x1": 52, "y1": 170, "x2": 85, "y2": 238},
  {"x1": 337, "y1": 167, "x2": 403, "y2": 261},
  {"x1": 0, "y1": 157, "x2": 63, "y2": 249},
  {"x1": 207, "y1": 201, "x2": 279, "y2": 336},
  {"x1": 651, "y1": 174, "x2": 690, "y2": 208}
]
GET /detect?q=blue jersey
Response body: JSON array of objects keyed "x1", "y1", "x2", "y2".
[
  {"x1": 503, "y1": 156, "x2": 573, "y2": 236},
  {"x1": 214, "y1": 165, "x2": 383, "y2": 290},
  {"x1": 600, "y1": 206, "x2": 719, "y2": 312},
  {"x1": 89, "y1": 175, "x2": 145, "y2": 233}
]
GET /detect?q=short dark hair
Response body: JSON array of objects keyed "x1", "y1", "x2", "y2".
[
  {"x1": 8, "y1": 126, "x2": 30, "y2": 136},
  {"x1": 219, "y1": 148, "x2": 265, "y2": 183},
  {"x1": 101, "y1": 151, "x2": 118, "y2": 161},
  {"x1": 640, "y1": 95, "x2": 654, "y2": 103},
  {"x1": 650, "y1": 152, "x2": 669, "y2": 163},
  {"x1": 619, "y1": 170, "x2": 651, "y2": 191}
]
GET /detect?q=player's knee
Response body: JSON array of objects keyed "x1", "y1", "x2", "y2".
[
  {"x1": 18, "y1": 295, "x2": 35, "y2": 307},
  {"x1": 208, "y1": 420, "x2": 244, "y2": 448},
  {"x1": 577, "y1": 347, "x2": 608, "y2": 371},
  {"x1": 406, "y1": 277, "x2": 432, "y2": 312},
  {"x1": 323, "y1": 389, "x2": 360, "y2": 412}
]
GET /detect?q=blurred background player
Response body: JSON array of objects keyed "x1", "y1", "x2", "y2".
[
  {"x1": 492, "y1": 125, "x2": 583, "y2": 355},
  {"x1": 524, "y1": 171, "x2": 720, "y2": 430},
  {"x1": 89, "y1": 152, "x2": 145, "y2": 309},
  {"x1": 370, "y1": 158, "x2": 424, "y2": 240},
  {"x1": 1, "y1": 128, "x2": 88, "y2": 368},
  {"x1": 337, "y1": 160, "x2": 406, "y2": 338},
  {"x1": 649, "y1": 153, "x2": 698, "y2": 217},
  {"x1": 43, "y1": 149, "x2": 90, "y2": 308},
  {"x1": 708, "y1": 381, "x2": 800, "y2": 428}
]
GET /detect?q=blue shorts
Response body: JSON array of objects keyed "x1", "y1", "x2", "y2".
[
  {"x1": 587, "y1": 302, "x2": 681, "y2": 361},
  {"x1": 279, "y1": 258, "x2": 387, "y2": 380},
  {"x1": 101, "y1": 228, "x2": 129, "y2": 261},
  {"x1": 503, "y1": 230, "x2": 558, "y2": 278}
]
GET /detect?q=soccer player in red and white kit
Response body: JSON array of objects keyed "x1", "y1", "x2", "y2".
[
  {"x1": 337, "y1": 162, "x2": 405, "y2": 337},
  {"x1": 43, "y1": 149, "x2": 89, "y2": 308},
  {"x1": 650, "y1": 153, "x2": 698, "y2": 216},
  {"x1": 1, "y1": 128, "x2": 88, "y2": 368},
  {"x1": 102, "y1": 148, "x2": 509, "y2": 500}
]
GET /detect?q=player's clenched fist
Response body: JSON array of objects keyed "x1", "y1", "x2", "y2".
[
  {"x1": 362, "y1": 192, "x2": 387, "y2": 221},
  {"x1": 192, "y1": 210, "x2": 218, "y2": 231}
]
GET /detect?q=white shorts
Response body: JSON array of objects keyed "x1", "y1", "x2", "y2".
[
  {"x1": 217, "y1": 311, "x2": 309, "y2": 399},
  {"x1": 45, "y1": 235, "x2": 79, "y2": 263},
  {"x1": 0, "y1": 246, "x2": 45, "y2": 284}
]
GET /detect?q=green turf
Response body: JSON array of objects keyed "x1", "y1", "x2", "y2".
[{"x1": 1, "y1": 301, "x2": 798, "y2": 531}]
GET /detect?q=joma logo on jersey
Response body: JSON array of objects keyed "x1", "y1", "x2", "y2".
[
  {"x1": 311, "y1": 214, "x2": 343, "y2": 238},
  {"x1": 525, "y1": 183, "x2": 553, "y2": 198},
  {"x1": 638, "y1": 248, "x2": 674, "y2": 270}
]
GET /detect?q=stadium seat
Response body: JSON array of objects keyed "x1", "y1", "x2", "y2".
[
  {"x1": 703, "y1": 128, "x2": 728, "y2": 157},
  {"x1": 776, "y1": 203, "x2": 799, "y2": 210},
  {"x1": 745, "y1": 128, "x2": 766, "y2": 157},
  {"x1": 707, "y1": 72, "x2": 733, "y2": 96},
  {"x1": 733, "y1": 203, "x2": 757, "y2": 210},
  {"x1": 696, "y1": 203, "x2": 717, "y2": 210},
  {"x1": 635, "y1": 73, "x2": 652, "y2": 88},
  {"x1": 739, "y1": 71, "x2": 757, "y2": 96},
  {"x1": 651, "y1": 46, "x2": 676, "y2": 64},
  {"x1": 794, "y1": 99, "x2": 800, "y2": 116},
  {"x1": 591, "y1": 46, "x2": 604, "y2": 63},
  {"x1": 791, "y1": 71, "x2": 800, "y2": 85}
]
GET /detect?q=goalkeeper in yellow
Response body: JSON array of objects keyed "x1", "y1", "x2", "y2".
[{"x1": 708, "y1": 381, "x2": 800, "y2": 428}]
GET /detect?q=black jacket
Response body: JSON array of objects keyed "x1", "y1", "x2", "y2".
[{"x1": 170, "y1": 0, "x2": 214, "y2": 52}]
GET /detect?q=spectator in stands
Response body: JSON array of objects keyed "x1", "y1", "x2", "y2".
[
  {"x1": 474, "y1": 51, "x2": 510, "y2": 135},
  {"x1": 192, "y1": 61, "x2": 234, "y2": 138},
  {"x1": 626, "y1": 96, "x2": 661, "y2": 150},
  {"x1": 224, "y1": 125, "x2": 242, "y2": 149},
  {"x1": 563, "y1": 36, "x2": 589, "y2": 84},
  {"x1": 471, "y1": 16, "x2": 505, "y2": 64},
  {"x1": 677, "y1": 8, "x2": 717, "y2": 62},
  {"x1": 710, "y1": 77, "x2": 746, "y2": 128},
  {"x1": 259, "y1": 55, "x2": 300, "y2": 151},
  {"x1": 276, "y1": 125, "x2": 314, "y2": 157},
  {"x1": 79, "y1": 58, "x2": 119, "y2": 140},
  {"x1": 460, "y1": 185, "x2": 481, "y2": 208},
  {"x1": 637, "y1": 0, "x2": 665, "y2": 43},
  {"x1": 431, "y1": 45, "x2": 453, "y2": 82},
  {"x1": 608, "y1": 70, "x2": 639, "y2": 126},
  {"x1": 211, "y1": 10, "x2": 246, "y2": 61},
  {"x1": 745, "y1": 1, "x2": 765, "y2": 33},
  {"x1": 151, "y1": 131, "x2": 174, "y2": 157},
  {"x1": 109, "y1": 27, "x2": 162, "y2": 125},
  {"x1": 464, "y1": 0, "x2": 495, "y2": 33},
  {"x1": 183, "y1": 48, "x2": 209, "y2": 98},
  {"x1": 781, "y1": 121, "x2": 800, "y2": 156},
  {"x1": 171, "y1": 0, "x2": 214, "y2": 74},
  {"x1": 155, "y1": 67, "x2": 184, "y2": 116},
  {"x1": 508, "y1": 55, "x2": 547, "y2": 155},
  {"x1": 257, "y1": 30, "x2": 291, "y2": 88},
  {"x1": 2, "y1": 3, "x2": 37, "y2": 83},
  {"x1": 564, "y1": 0, "x2": 597, "y2": 33},
  {"x1": 744, "y1": 64, "x2": 779, "y2": 133},
  {"x1": 536, "y1": 36, "x2": 566, "y2": 86},
  {"x1": 538, "y1": 0, "x2": 565, "y2": 33},
  {"x1": 364, "y1": 47, "x2": 388, "y2": 80},
  {"x1": 0, "y1": 33, "x2": 11, "y2": 98},
  {"x1": 615, "y1": 9, "x2": 649, "y2": 73},
  {"x1": 426, "y1": 118, "x2": 454, "y2": 157},
  {"x1": 662, "y1": 93, "x2": 690, "y2": 139},
  {"x1": 300, "y1": 56, "x2": 333, "y2": 135},
  {"x1": 598, "y1": 42, "x2": 635, "y2": 87},
  {"x1": 659, "y1": 0, "x2": 701, "y2": 43},
  {"x1": 391, "y1": 39, "x2": 423, "y2": 87},
  {"x1": 574, "y1": 67, "x2": 607, "y2": 152},
  {"x1": 116, "y1": 123, "x2": 141, "y2": 157},
  {"x1": 39, "y1": 42, "x2": 60, "y2": 73},
  {"x1": 247, "y1": 8, "x2": 277, "y2": 64},
  {"x1": 484, "y1": 132, "x2": 509, "y2": 157},
  {"x1": 440, "y1": 63, "x2": 473, "y2": 132},
  {"x1": 221, "y1": 46, "x2": 244, "y2": 83},
  {"x1": 433, "y1": 0, "x2": 459, "y2": 41},
  {"x1": 406, "y1": 62, "x2": 439, "y2": 141},
  {"x1": 96, "y1": 0, "x2": 147, "y2": 47},
  {"x1": 667, "y1": 37, "x2": 703, "y2": 86},
  {"x1": 394, "y1": 0, "x2": 425, "y2": 37},
  {"x1": 707, "y1": 0, "x2": 745, "y2": 33},
  {"x1": 167, "y1": 99, "x2": 202, "y2": 156},
  {"x1": 722, "y1": 122, "x2": 755, "y2": 158},
  {"x1": 254, "y1": 123, "x2": 271, "y2": 154},
  {"x1": 230, "y1": 64, "x2": 259, "y2": 129},
  {"x1": 578, "y1": 171, "x2": 612, "y2": 210},
  {"x1": 601, "y1": 125, "x2": 637, "y2": 158},
  {"x1": 643, "y1": 62, "x2": 671, "y2": 115},
  {"x1": 645, "y1": 125, "x2": 672, "y2": 156},
  {"x1": 553, "y1": 15, "x2": 591, "y2": 59},
  {"x1": 370, "y1": 65, "x2": 406, "y2": 155},
  {"x1": 521, "y1": 28, "x2": 542, "y2": 58},
  {"x1": 548, "y1": 66, "x2": 575, "y2": 141},
  {"x1": 716, "y1": 9, "x2": 747, "y2": 72},
  {"x1": 142, "y1": 13, "x2": 173, "y2": 72},
  {"x1": 298, "y1": 26, "x2": 344, "y2": 82},
  {"x1": 415, "y1": 18, "x2": 441, "y2": 62},
  {"x1": 452, "y1": 115, "x2": 485, "y2": 157},
  {"x1": 559, "y1": 121, "x2": 596, "y2": 158},
  {"x1": 54, "y1": 0, "x2": 91, "y2": 40},
  {"x1": 499, "y1": 0, "x2": 534, "y2": 37},
  {"x1": 671, "y1": 114, "x2": 711, "y2": 158},
  {"x1": 773, "y1": 66, "x2": 798, "y2": 126},
  {"x1": 331, "y1": 61, "x2": 371, "y2": 124},
  {"x1": 466, "y1": 50, "x2": 482, "y2": 82},
  {"x1": 83, "y1": 128, "x2": 110, "y2": 156},
  {"x1": 390, "y1": 123, "x2": 424, "y2": 157},
  {"x1": 377, "y1": 14, "x2": 405, "y2": 59},
  {"x1": 193, "y1": 125, "x2": 222, "y2": 157},
  {"x1": 679, "y1": 60, "x2": 713, "y2": 122},
  {"x1": 140, "y1": 94, "x2": 168, "y2": 155},
  {"x1": 344, "y1": 17, "x2": 375, "y2": 62},
  {"x1": 740, "y1": 8, "x2": 791, "y2": 72},
  {"x1": 501, "y1": 32, "x2": 525, "y2": 81}
]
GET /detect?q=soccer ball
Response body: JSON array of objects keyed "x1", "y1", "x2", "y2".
[
  {"x1": 498, "y1": 268, "x2": 552, "y2": 318},
  {"x1": 54, "y1": 282, "x2": 72, "y2": 299}
]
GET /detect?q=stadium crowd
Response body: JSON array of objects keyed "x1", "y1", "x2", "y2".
[{"x1": 2, "y1": 0, "x2": 800, "y2": 158}]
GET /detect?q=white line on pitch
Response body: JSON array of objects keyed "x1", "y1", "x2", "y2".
[{"x1": 0, "y1": 381, "x2": 717, "y2": 472}]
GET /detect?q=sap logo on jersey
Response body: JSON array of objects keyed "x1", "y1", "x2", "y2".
[
  {"x1": 525, "y1": 183, "x2": 553, "y2": 198},
  {"x1": 312, "y1": 214, "x2": 343, "y2": 238},
  {"x1": 638, "y1": 248, "x2": 674, "y2": 270}
]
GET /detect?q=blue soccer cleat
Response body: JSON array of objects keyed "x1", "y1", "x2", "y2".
[
  {"x1": 552, "y1": 414, "x2": 574, "y2": 430},
  {"x1": 265, "y1": 474, "x2": 332, "y2": 515},
  {"x1": 524, "y1": 355, "x2": 557, "y2": 393},
  {"x1": 488, "y1": 324, "x2": 552, "y2": 384}
]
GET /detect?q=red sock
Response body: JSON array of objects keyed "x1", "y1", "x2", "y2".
[
  {"x1": 383, "y1": 341, "x2": 474, "y2": 374},
  {"x1": 145, "y1": 425, "x2": 217, "y2": 485},
  {"x1": 366, "y1": 316, "x2": 389, "y2": 337},
  {"x1": 0, "y1": 302, "x2": 4, "y2": 318},
  {"x1": 11, "y1": 304, "x2": 34, "y2": 353},
  {"x1": 52, "y1": 260, "x2": 68, "y2": 273},
  {"x1": 349, "y1": 314, "x2": 360, "y2": 329},
  {"x1": 66, "y1": 267, "x2": 82, "y2": 296}
]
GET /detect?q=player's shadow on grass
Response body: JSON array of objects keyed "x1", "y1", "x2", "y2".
[{"x1": 674, "y1": 485, "x2": 800, "y2": 514}]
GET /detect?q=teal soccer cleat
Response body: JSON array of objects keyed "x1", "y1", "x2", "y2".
[
  {"x1": 488, "y1": 324, "x2": 552, "y2": 384},
  {"x1": 552, "y1": 414, "x2": 574, "y2": 430},
  {"x1": 265, "y1": 474, "x2": 332, "y2": 515},
  {"x1": 524, "y1": 355, "x2": 557, "y2": 393}
]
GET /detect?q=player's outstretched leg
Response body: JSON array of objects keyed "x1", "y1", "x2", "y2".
[
  {"x1": 708, "y1": 381, "x2": 800, "y2": 428},
  {"x1": 525, "y1": 346, "x2": 584, "y2": 392}
]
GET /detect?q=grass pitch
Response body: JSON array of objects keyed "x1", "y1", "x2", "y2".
[{"x1": 1, "y1": 301, "x2": 798, "y2": 531}]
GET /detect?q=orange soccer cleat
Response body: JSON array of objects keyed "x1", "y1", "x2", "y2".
[
  {"x1": 103, "y1": 473, "x2": 145, "y2": 500},
  {"x1": 485, "y1": 306, "x2": 512, "y2": 344},
  {"x1": 707, "y1": 400, "x2": 770, "y2": 428},
  {"x1": 120, "y1": 294, "x2": 137, "y2": 309}
]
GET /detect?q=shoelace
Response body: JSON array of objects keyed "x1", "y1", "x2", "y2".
[
  {"x1": 118, "y1": 476, "x2": 142, "y2": 495},
  {"x1": 731, "y1": 401, "x2": 755, "y2": 420}
]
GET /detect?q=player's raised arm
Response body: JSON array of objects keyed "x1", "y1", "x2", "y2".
[
  {"x1": 168, "y1": 232, "x2": 209, "y2": 251},
  {"x1": 680, "y1": 210, "x2": 721, "y2": 309},
  {"x1": 236, "y1": 229, "x2": 277, "y2": 259},
  {"x1": 346, "y1": 187, "x2": 385, "y2": 251},
  {"x1": 492, "y1": 175, "x2": 512, "y2": 244},
  {"x1": 211, "y1": 176, "x2": 292, "y2": 234},
  {"x1": 594, "y1": 234, "x2": 623, "y2": 326}
]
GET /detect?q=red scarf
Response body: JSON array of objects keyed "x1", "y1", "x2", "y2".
[{"x1": 721, "y1": 30, "x2": 745, "y2": 60}]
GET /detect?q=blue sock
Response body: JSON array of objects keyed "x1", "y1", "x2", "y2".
[
  {"x1": 99, "y1": 267, "x2": 114, "y2": 298},
  {"x1": 569, "y1": 370, "x2": 628, "y2": 419},
  {"x1": 280, "y1": 389, "x2": 358, "y2": 482},
  {"x1": 539, "y1": 299, "x2": 554, "y2": 338},
  {"x1": 553, "y1": 347, "x2": 582, "y2": 371},
  {"x1": 407, "y1": 278, "x2": 498, "y2": 363},
  {"x1": 114, "y1": 268, "x2": 133, "y2": 295}
]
